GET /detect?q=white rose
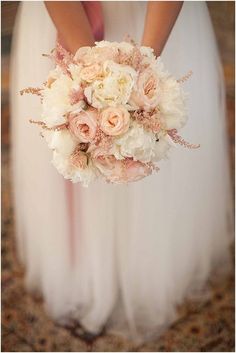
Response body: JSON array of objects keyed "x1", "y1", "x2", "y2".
[
  {"x1": 84, "y1": 60, "x2": 137, "y2": 109},
  {"x1": 112, "y1": 121, "x2": 157, "y2": 163}
]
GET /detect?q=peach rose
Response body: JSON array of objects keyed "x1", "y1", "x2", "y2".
[
  {"x1": 80, "y1": 63, "x2": 103, "y2": 83},
  {"x1": 100, "y1": 106, "x2": 130, "y2": 136},
  {"x1": 68, "y1": 109, "x2": 98, "y2": 143},
  {"x1": 130, "y1": 68, "x2": 161, "y2": 111},
  {"x1": 93, "y1": 155, "x2": 152, "y2": 183}
]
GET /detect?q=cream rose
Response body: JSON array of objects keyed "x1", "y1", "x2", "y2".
[
  {"x1": 80, "y1": 63, "x2": 103, "y2": 83},
  {"x1": 74, "y1": 47, "x2": 93, "y2": 64},
  {"x1": 100, "y1": 106, "x2": 130, "y2": 136},
  {"x1": 84, "y1": 61, "x2": 137, "y2": 109},
  {"x1": 75, "y1": 46, "x2": 117, "y2": 66},
  {"x1": 91, "y1": 46, "x2": 118, "y2": 63},
  {"x1": 68, "y1": 109, "x2": 98, "y2": 143},
  {"x1": 130, "y1": 68, "x2": 161, "y2": 111}
]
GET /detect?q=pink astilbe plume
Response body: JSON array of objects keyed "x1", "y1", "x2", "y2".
[
  {"x1": 69, "y1": 88, "x2": 85, "y2": 105},
  {"x1": 177, "y1": 70, "x2": 193, "y2": 83},
  {"x1": 43, "y1": 42, "x2": 75, "y2": 78},
  {"x1": 116, "y1": 46, "x2": 143, "y2": 71},
  {"x1": 29, "y1": 119, "x2": 69, "y2": 131},
  {"x1": 87, "y1": 129, "x2": 114, "y2": 159},
  {"x1": 167, "y1": 129, "x2": 200, "y2": 149},
  {"x1": 132, "y1": 110, "x2": 162, "y2": 133},
  {"x1": 130, "y1": 46, "x2": 144, "y2": 71},
  {"x1": 93, "y1": 128, "x2": 113, "y2": 149},
  {"x1": 20, "y1": 87, "x2": 42, "y2": 96}
]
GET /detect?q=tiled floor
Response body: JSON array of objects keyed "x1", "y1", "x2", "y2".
[{"x1": 1, "y1": 2, "x2": 235, "y2": 352}]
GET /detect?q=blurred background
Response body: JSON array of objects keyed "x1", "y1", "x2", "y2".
[{"x1": 1, "y1": 1, "x2": 235, "y2": 352}]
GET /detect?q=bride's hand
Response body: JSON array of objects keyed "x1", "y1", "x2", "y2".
[
  {"x1": 44, "y1": 1, "x2": 94, "y2": 54},
  {"x1": 142, "y1": 1, "x2": 183, "y2": 57}
]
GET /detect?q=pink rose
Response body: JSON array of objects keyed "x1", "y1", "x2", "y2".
[
  {"x1": 69, "y1": 88, "x2": 84, "y2": 105},
  {"x1": 130, "y1": 68, "x2": 161, "y2": 111},
  {"x1": 93, "y1": 155, "x2": 152, "y2": 183},
  {"x1": 100, "y1": 106, "x2": 130, "y2": 136},
  {"x1": 68, "y1": 109, "x2": 98, "y2": 143},
  {"x1": 123, "y1": 159, "x2": 152, "y2": 182},
  {"x1": 70, "y1": 149, "x2": 88, "y2": 169}
]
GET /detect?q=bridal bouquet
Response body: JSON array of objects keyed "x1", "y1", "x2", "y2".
[{"x1": 21, "y1": 40, "x2": 199, "y2": 186}]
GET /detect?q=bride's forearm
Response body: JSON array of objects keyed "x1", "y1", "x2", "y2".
[
  {"x1": 142, "y1": 1, "x2": 183, "y2": 56},
  {"x1": 44, "y1": 1, "x2": 94, "y2": 54}
]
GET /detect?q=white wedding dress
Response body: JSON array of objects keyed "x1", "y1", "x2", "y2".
[{"x1": 10, "y1": 1, "x2": 233, "y2": 342}]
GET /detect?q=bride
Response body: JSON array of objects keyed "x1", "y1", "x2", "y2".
[{"x1": 10, "y1": 1, "x2": 232, "y2": 342}]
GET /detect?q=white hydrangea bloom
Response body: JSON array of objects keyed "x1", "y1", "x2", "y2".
[
  {"x1": 159, "y1": 77, "x2": 187, "y2": 130},
  {"x1": 95, "y1": 40, "x2": 134, "y2": 54},
  {"x1": 153, "y1": 133, "x2": 174, "y2": 161},
  {"x1": 140, "y1": 46, "x2": 155, "y2": 59},
  {"x1": 42, "y1": 73, "x2": 82, "y2": 127},
  {"x1": 149, "y1": 57, "x2": 187, "y2": 130},
  {"x1": 43, "y1": 129, "x2": 77, "y2": 156},
  {"x1": 94, "y1": 40, "x2": 113, "y2": 48},
  {"x1": 111, "y1": 121, "x2": 157, "y2": 163},
  {"x1": 150, "y1": 57, "x2": 170, "y2": 80},
  {"x1": 52, "y1": 152, "x2": 96, "y2": 187},
  {"x1": 42, "y1": 74, "x2": 73, "y2": 127}
]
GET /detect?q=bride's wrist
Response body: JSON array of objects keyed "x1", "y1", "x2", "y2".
[{"x1": 57, "y1": 32, "x2": 94, "y2": 55}]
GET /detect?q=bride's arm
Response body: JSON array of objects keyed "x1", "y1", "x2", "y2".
[
  {"x1": 44, "y1": 1, "x2": 94, "y2": 54},
  {"x1": 142, "y1": 1, "x2": 183, "y2": 56}
]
